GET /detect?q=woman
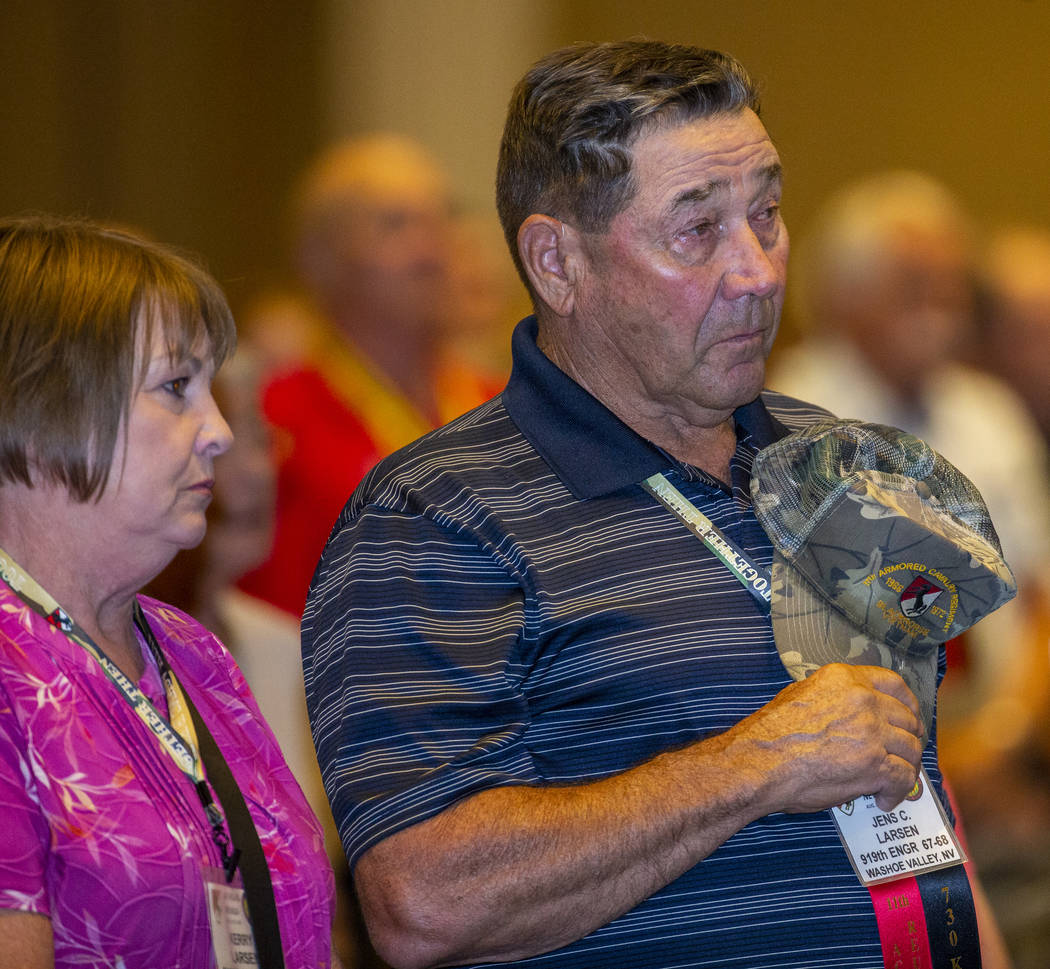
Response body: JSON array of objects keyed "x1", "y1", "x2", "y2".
[
  {"x1": 143, "y1": 349, "x2": 363, "y2": 967},
  {"x1": 0, "y1": 215, "x2": 335, "y2": 968}
]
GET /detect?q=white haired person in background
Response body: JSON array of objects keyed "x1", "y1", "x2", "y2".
[{"x1": 769, "y1": 170, "x2": 1050, "y2": 728}]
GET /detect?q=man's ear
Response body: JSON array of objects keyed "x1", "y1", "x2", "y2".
[{"x1": 517, "y1": 214, "x2": 583, "y2": 318}]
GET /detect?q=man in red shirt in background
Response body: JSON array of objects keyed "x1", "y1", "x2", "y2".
[{"x1": 240, "y1": 134, "x2": 500, "y2": 617}]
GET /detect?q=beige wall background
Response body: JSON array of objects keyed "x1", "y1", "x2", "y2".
[{"x1": 3, "y1": 1, "x2": 1048, "y2": 325}]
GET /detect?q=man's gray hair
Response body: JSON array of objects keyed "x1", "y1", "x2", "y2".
[{"x1": 496, "y1": 39, "x2": 760, "y2": 286}]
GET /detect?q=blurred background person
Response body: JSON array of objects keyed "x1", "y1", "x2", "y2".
[
  {"x1": 145, "y1": 350, "x2": 325, "y2": 822},
  {"x1": 439, "y1": 211, "x2": 527, "y2": 380},
  {"x1": 946, "y1": 225, "x2": 1050, "y2": 969},
  {"x1": 976, "y1": 226, "x2": 1050, "y2": 451},
  {"x1": 237, "y1": 133, "x2": 501, "y2": 619},
  {"x1": 769, "y1": 170, "x2": 1050, "y2": 703},
  {"x1": 0, "y1": 214, "x2": 334, "y2": 968},
  {"x1": 769, "y1": 174, "x2": 1050, "y2": 967},
  {"x1": 238, "y1": 286, "x2": 328, "y2": 383}
]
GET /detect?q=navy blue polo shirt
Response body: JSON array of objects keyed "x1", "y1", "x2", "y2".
[{"x1": 303, "y1": 316, "x2": 948, "y2": 969}]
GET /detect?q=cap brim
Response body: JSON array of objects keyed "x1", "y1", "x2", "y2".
[{"x1": 770, "y1": 555, "x2": 938, "y2": 737}]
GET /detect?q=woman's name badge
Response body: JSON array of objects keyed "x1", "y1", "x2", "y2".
[
  {"x1": 830, "y1": 769, "x2": 965, "y2": 886},
  {"x1": 205, "y1": 870, "x2": 259, "y2": 968}
]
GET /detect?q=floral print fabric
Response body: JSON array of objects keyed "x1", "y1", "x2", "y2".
[{"x1": 0, "y1": 588, "x2": 333, "y2": 968}]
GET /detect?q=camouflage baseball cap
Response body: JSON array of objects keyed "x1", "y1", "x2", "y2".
[{"x1": 750, "y1": 419, "x2": 1016, "y2": 735}]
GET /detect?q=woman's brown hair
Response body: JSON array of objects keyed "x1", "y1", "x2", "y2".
[{"x1": 0, "y1": 214, "x2": 237, "y2": 501}]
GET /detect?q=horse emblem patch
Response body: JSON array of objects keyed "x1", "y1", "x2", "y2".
[{"x1": 900, "y1": 574, "x2": 943, "y2": 619}]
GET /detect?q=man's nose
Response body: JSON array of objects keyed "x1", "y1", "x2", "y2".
[{"x1": 720, "y1": 224, "x2": 785, "y2": 302}]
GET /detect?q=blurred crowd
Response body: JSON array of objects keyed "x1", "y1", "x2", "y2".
[
  {"x1": 769, "y1": 169, "x2": 1050, "y2": 969},
  {"x1": 146, "y1": 140, "x2": 1050, "y2": 967}
]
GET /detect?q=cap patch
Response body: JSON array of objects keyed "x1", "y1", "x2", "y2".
[
  {"x1": 751, "y1": 418, "x2": 1017, "y2": 736},
  {"x1": 900, "y1": 574, "x2": 944, "y2": 619}
]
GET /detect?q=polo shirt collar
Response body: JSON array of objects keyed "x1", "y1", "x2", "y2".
[{"x1": 502, "y1": 316, "x2": 791, "y2": 500}]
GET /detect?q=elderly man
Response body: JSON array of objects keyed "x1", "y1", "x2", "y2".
[
  {"x1": 238, "y1": 134, "x2": 498, "y2": 617},
  {"x1": 304, "y1": 41, "x2": 1006, "y2": 969}
]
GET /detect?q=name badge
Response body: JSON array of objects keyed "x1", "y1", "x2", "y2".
[
  {"x1": 205, "y1": 869, "x2": 259, "y2": 968},
  {"x1": 831, "y1": 769, "x2": 965, "y2": 886}
]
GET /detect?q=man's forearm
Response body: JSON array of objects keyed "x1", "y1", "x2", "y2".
[
  {"x1": 356, "y1": 728, "x2": 765, "y2": 969},
  {"x1": 355, "y1": 664, "x2": 923, "y2": 969}
]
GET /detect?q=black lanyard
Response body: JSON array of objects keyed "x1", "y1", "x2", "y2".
[
  {"x1": 135, "y1": 604, "x2": 284, "y2": 967},
  {"x1": 133, "y1": 605, "x2": 242, "y2": 882}
]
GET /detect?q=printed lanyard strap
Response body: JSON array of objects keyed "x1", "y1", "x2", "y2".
[
  {"x1": 133, "y1": 605, "x2": 241, "y2": 881},
  {"x1": 0, "y1": 546, "x2": 239, "y2": 881},
  {"x1": 642, "y1": 472, "x2": 772, "y2": 609},
  {"x1": 135, "y1": 606, "x2": 283, "y2": 966}
]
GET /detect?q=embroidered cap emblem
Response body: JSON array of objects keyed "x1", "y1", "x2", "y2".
[{"x1": 899, "y1": 575, "x2": 943, "y2": 619}]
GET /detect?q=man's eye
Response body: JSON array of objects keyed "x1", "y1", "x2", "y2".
[{"x1": 677, "y1": 222, "x2": 715, "y2": 245}]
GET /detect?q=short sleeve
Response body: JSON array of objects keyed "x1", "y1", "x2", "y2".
[{"x1": 303, "y1": 503, "x2": 538, "y2": 868}]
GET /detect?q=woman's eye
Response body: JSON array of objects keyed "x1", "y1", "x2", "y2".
[{"x1": 165, "y1": 376, "x2": 190, "y2": 398}]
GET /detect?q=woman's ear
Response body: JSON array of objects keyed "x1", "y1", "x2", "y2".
[{"x1": 517, "y1": 215, "x2": 584, "y2": 318}]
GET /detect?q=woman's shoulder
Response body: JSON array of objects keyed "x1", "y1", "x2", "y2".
[
  {"x1": 136, "y1": 595, "x2": 223, "y2": 652},
  {"x1": 135, "y1": 595, "x2": 241, "y2": 694}
]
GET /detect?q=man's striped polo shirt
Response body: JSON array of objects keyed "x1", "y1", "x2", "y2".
[{"x1": 303, "y1": 316, "x2": 950, "y2": 969}]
